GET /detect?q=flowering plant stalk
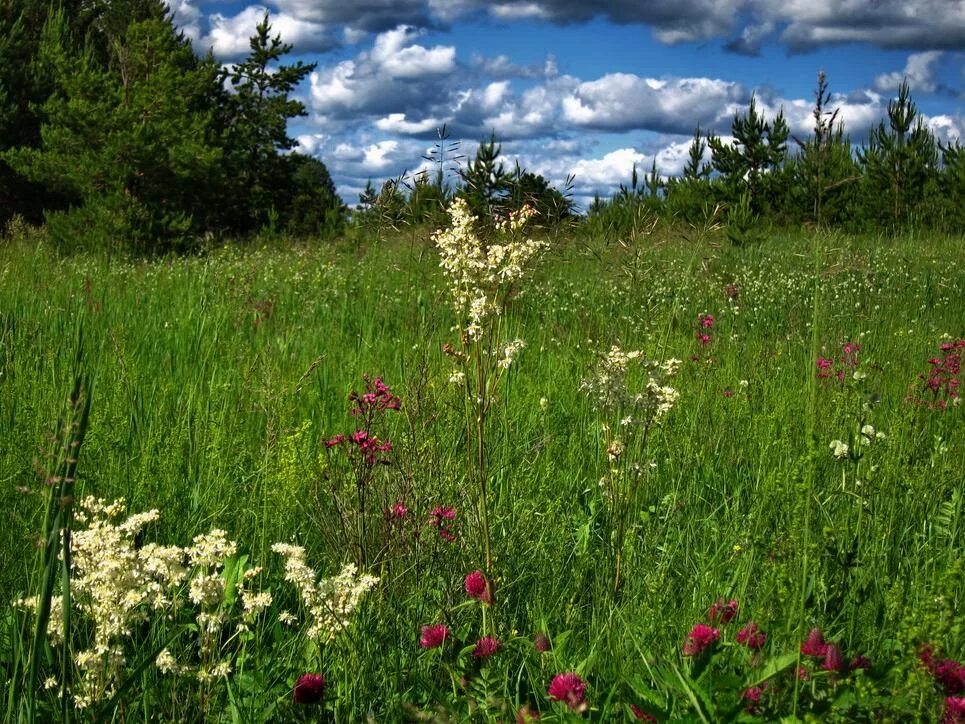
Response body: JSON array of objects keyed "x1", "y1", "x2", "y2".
[
  {"x1": 582, "y1": 345, "x2": 680, "y2": 593},
  {"x1": 323, "y1": 375, "x2": 401, "y2": 568},
  {"x1": 433, "y1": 198, "x2": 544, "y2": 576}
]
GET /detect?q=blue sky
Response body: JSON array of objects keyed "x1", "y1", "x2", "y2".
[{"x1": 165, "y1": 0, "x2": 964, "y2": 208}]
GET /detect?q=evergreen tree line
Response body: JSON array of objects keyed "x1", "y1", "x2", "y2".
[
  {"x1": 2, "y1": 0, "x2": 962, "y2": 255},
  {"x1": 361, "y1": 73, "x2": 963, "y2": 239},
  {"x1": 0, "y1": 0, "x2": 343, "y2": 253},
  {"x1": 588, "y1": 73, "x2": 964, "y2": 239}
]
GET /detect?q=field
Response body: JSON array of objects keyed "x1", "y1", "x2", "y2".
[{"x1": 1, "y1": 222, "x2": 963, "y2": 721}]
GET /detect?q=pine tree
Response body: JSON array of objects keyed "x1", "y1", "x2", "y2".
[
  {"x1": 6, "y1": 11, "x2": 222, "y2": 251},
  {"x1": 794, "y1": 71, "x2": 858, "y2": 227},
  {"x1": 708, "y1": 96, "x2": 789, "y2": 214},
  {"x1": 457, "y1": 134, "x2": 510, "y2": 220},
  {"x1": 858, "y1": 80, "x2": 938, "y2": 227},
  {"x1": 215, "y1": 12, "x2": 316, "y2": 232},
  {"x1": 683, "y1": 126, "x2": 711, "y2": 181}
]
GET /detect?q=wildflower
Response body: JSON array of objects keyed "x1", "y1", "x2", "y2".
[
  {"x1": 473, "y1": 636, "x2": 501, "y2": 658},
  {"x1": 498, "y1": 338, "x2": 526, "y2": 369},
  {"x1": 699, "y1": 313, "x2": 715, "y2": 329},
  {"x1": 736, "y1": 621, "x2": 767, "y2": 650},
  {"x1": 464, "y1": 570, "x2": 491, "y2": 604},
  {"x1": 548, "y1": 672, "x2": 587, "y2": 712},
  {"x1": 448, "y1": 370, "x2": 466, "y2": 384},
  {"x1": 708, "y1": 598, "x2": 739, "y2": 624},
  {"x1": 433, "y1": 198, "x2": 545, "y2": 341},
  {"x1": 801, "y1": 627, "x2": 828, "y2": 658},
  {"x1": 419, "y1": 624, "x2": 450, "y2": 649},
  {"x1": 823, "y1": 643, "x2": 845, "y2": 673},
  {"x1": 723, "y1": 388, "x2": 734, "y2": 398},
  {"x1": 534, "y1": 632, "x2": 551, "y2": 653},
  {"x1": 697, "y1": 333, "x2": 712, "y2": 346},
  {"x1": 816, "y1": 357, "x2": 833, "y2": 379},
  {"x1": 829, "y1": 440, "x2": 849, "y2": 459},
  {"x1": 324, "y1": 434, "x2": 346, "y2": 448},
  {"x1": 850, "y1": 655, "x2": 872, "y2": 671},
  {"x1": 944, "y1": 697, "x2": 965, "y2": 724},
  {"x1": 293, "y1": 673, "x2": 326, "y2": 705},
  {"x1": 271, "y1": 545, "x2": 378, "y2": 642},
  {"x1": 683, "y1": 623, "x2": 720, "y2": 656},
  {"x1": 539, "y1": 396, "x2": 549, "y2": 410},
  {"x1": 725, "y1": 283, "x2": 740, "y2": 300},
  {"x1": 389, "y1": 501, "x2": 409, "y2": 520},
  {"x1": 742, "y1": 686, "x2": 764, "y2": 714},
  {"x1": 43, "y1": 676, "x2": 58, "y2": 691}
]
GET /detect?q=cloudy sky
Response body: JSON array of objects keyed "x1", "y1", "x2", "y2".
[{"x1": 167, "y1": 0, "x2": 964, "y2": 208}]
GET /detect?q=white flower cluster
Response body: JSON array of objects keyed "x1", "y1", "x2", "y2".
[
  {"x1": 859, "y1": 424, "x2": 886, "y2": 446},
  {"x1": 15, "y1": 497, "x2": 270, "y2": 706},
  {"x1": 271, "y1": 544, "x2": 378, "y2": 642},
  {"x1": 581, "y1": 345, "x2": 680, "y2": 423},
  {"x1": 497, "y1": 338, "x2": 526, "y2": 370},
  {"x1": 829, "y1": 439, "x2": 850, "y2": 459},
  {"x1": 432, "y1": 198, "x2": 546, "y2": 341}
]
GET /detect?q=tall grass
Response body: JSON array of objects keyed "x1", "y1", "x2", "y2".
[{"x1": 0, "y1": 225, "x2": 962, "y2": 719}]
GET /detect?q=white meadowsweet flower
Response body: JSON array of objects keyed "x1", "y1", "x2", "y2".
[{"x1": 829, "y1": 440, "x2": 850, "y2": 459}]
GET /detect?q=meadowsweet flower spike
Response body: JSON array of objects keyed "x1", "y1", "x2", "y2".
[
  {"x1": 432, "y1": 197, "x2": 545, "y2": 341},
  {"x1": 271, "y1": 544, "x2": 378, "y2": 642}
]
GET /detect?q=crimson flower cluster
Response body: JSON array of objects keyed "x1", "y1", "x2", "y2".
[
  {"x1": 799, "y1": 627, "x2": 870, "y2": 675},
  {"x1": 920, "y1": 646, "x2": 965, "y2": 723},
  {"x1": 548, "y1": 672, "x2": 587, "y2": 712},
  {"x1": 325, "y1": 376, "x2": 401, "y2": 465},
  {"x1": 907, "y1": 339, "x2": 963, "y2": 410},
  {"x1": 428, "y1": 505, "x2": 458, "y2": 542},
  {"x1": 817, "y1": 341, "x2": 861, "y2": 381},
  {"x1": 350, "y1": 375, "x2": 401, "y2": 417},
  {"x1": 292, "y1": 673, "x2": 325, "y2": 705}
]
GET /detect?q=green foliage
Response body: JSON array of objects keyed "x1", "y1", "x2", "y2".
[
  {"x1": 708, "y1": 96, "x2": 790, "y2": 215},
  {"x1": 214, "y1": 13, "x2": 316, "y2": 234},
  {"x1": 457, "y1": 134, "x2": 511, "y2": 220},
  {"x1": 278, "y1": 153, "x2": 345, "y2": 237},
  {"x1": 857, "y1": 80, "x2": 939, "y2": 229},
  {"x1": 0, "y1": 229, "x2": 963, "y2": 719},
  {"x1": 5, "y1": 13, "x2": 221, "y2": 253}
]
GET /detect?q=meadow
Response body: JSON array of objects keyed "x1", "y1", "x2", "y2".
[{"x1": 1, "y1": 217, "x2": 963, "y2": 722}]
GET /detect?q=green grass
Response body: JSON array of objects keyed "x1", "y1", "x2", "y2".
[{"x1": 0, "y1": 227, "x2": 962, "y2": 720}]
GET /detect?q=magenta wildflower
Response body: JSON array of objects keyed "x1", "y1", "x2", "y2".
[
  {"x1": 428, "y1": 506, "x2": 458, "y2": 542},
  {"x1": 419, "y1": 624, "x2": 450, "y2": 649},
  {"x1": 324, "y1": 434, "x2": 346, "y2": 448},
  {"x1": 548, "y1": 672, "x2": 587, "y2": 712},
  {"x1": 823, "y1": 643, "x2": 845, "y2": 673},
  {"x1": 683, "y1": 623, "x2": 720, "y2": 656},
  {"x1": 801, "y1": 627, "x2": 829, "y2": 658},
  {"x1": 850, "y1": 654, "x2": 872, "y2": 671},
  {"x1": 707, "y1": 598, "x2": 739, "y2": 624},
  {"x1": 349, "y1": 375, "x2": 401, "y2": 417},
  {"x1": 742, "y1": 686, "x2": 764, "y2": 714},
  {"x1": 736, "y1": 621, "x2": 767, "y2": 650},
  {"x1": 389, "y1": 501, "x2": 409, "y2": 519},
  {"x1": 699, "y1": 313, "x2": 715, "y2": 329},
  {"x1": 293, "y1": 673, "x2": 325, "y2": 704},
  {"x1": 473, "y1": 636, "x2": 501, "y2": 658},
  {"x1": 464, "y1": 570, "x2": 491, "y2": 603},
  {"x1": 697, "y1": 332, "x2": 712, "y2": 346},
  {"x1": 723, "y1": 388, "x2": 734, "y2": 398},
  {"x1": 944, "y1": 697, "x2": 965, "y2": 724},
  {"x1": 796, "y1": 665, "x2": 810, "y2": 681},
  {"x1": 534, "y1": 632, "x2": 551, "y2": 653}
]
